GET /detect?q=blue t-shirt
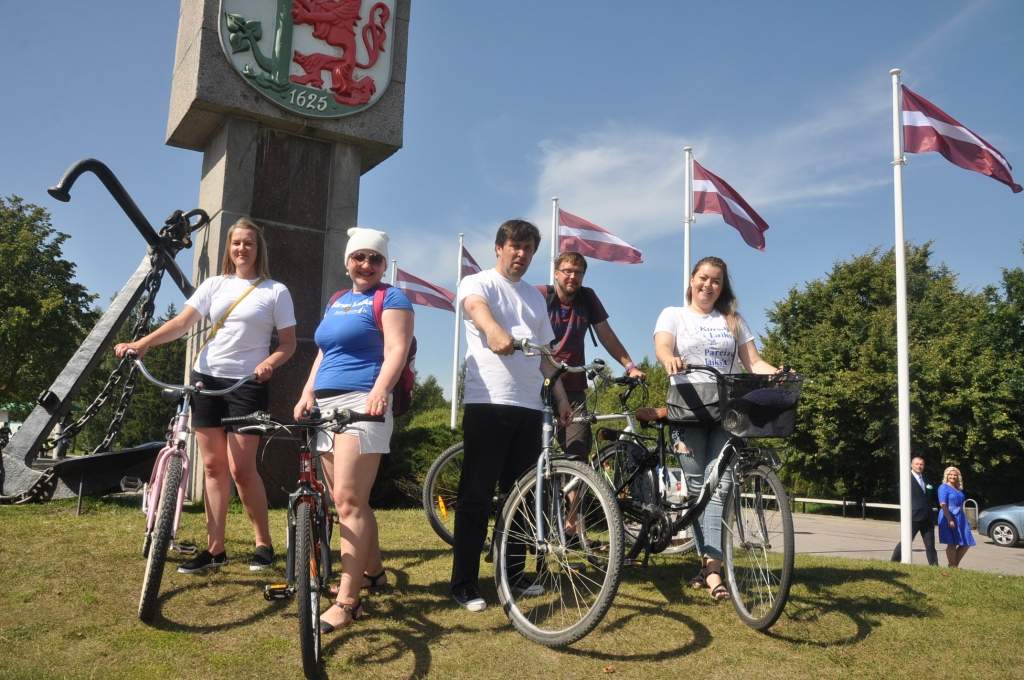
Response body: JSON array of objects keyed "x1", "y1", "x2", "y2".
[{"x1": 314, "y1": 285, "x2": 413, "y2": 392}]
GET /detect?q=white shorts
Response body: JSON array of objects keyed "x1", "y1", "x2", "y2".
[{"x1": 314, "y1": 391, "x2": 393, "y2": 454}]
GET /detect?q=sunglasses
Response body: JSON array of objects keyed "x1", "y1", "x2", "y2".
[{"x1": 350, "y1": 252, "x2": 385, "y2": 265}]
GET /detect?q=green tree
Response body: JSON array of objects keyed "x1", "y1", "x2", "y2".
[
  {"x1": 761, "y1": 243, "x2": 1022, "y2": 506},
  {"x1": 0, "y1": 196, "x2": 98, "y2": 419}
]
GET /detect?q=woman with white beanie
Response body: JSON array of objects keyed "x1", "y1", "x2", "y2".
[{"x1": 293, "y1": 227, "x2": 414, "y2": 633}]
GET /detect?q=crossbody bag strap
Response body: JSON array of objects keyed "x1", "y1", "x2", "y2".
[{"x1": 197, "y1": 278, "x2": 264, "y2": 353}]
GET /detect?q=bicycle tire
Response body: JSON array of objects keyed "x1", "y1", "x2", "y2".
[
  {"x1": 138, "y1": 454, "x2": 182, "y2": 623},
  {"x1": 722, "y1": 464, "x2": 794, "y2": 631},
  {"x1": 295, "y1": 502, "x2": 323, "y2": 679},
  {"x1": 422, "y1": 442, "x2": 464, "y2": 545},
  {"x1": 320, "y1": 508, "x2": 333, "y2": 586},
  {"x1": 494, "y1": 460, "x2": 624, "y2": 647}
]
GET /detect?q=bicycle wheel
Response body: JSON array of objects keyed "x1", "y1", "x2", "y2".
[
  {"x1": 722, "y1": 464, "x2": 794, "y2": 630},
  {"x1": 138, "y1": 454, "x2": 182, "y2": 623},
  {"x1": 494, "y1": 460, "x2": 623, "y2": 647},
  {"x1": 422, "y1": 442, "x2": 464, "y2": 545},
  {"x1": 295, "y1": 502, "x2": 323, "y2": 679}
]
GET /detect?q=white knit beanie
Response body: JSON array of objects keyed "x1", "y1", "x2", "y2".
[{"x1": 344, "y1": 227, "x2": 389, "y2": 263}]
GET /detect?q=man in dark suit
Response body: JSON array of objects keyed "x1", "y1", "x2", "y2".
[{"x1": 890, "y1": 455, "x2": 939, "y2": 565}]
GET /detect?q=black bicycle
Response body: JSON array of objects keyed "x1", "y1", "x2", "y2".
[
  {"x1": 598, "y1": 365, "x2": 802, "y2": 630},
  {"x1": 223, "y1": 407, "x2": 383, "y2": 680}
]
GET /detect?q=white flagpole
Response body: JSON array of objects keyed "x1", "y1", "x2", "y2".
[
  {"x1": 449, "y1": 235, "x2": 465, "y2": 430},
  {"x1": 550, "y1": 196, "x2": 559, "y2": 285},
  {"x1": 390, "y1": 259, "x2": 397, "y2": 285},
  {"x1": 890, "y1": 68, "x2": 913, "y2": 564},
  {"x1": 683, "y1": 146, "x2": 694, "y2": 298}
]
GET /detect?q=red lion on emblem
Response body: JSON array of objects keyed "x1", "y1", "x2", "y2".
[{"x1": 290, "y1": 0, "x2": 390, "y2": 106}]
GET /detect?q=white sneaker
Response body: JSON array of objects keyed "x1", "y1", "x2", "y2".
[{"x1": 451, "y1": 585, "x2": 487, "y2": 611}]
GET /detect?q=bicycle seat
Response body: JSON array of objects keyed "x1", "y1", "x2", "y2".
[{"x1": 635, "y1": 407, "x2": 668, "y2": 423}]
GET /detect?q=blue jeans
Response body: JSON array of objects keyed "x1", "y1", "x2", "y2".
[{"x1": 670, "y1": 424, "x2": 732, "y2": 561}]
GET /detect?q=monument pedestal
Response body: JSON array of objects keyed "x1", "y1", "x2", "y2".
[{"x1": 168, "y1": 0, "x2": 409, "y2": 504}]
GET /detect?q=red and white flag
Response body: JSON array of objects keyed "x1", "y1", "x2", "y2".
[
  {"x1": 395, "y1": 268, "x2": 455, "y2": 312},
  {"x1": 460, "y1": 246, "x2": 482, "y2": 278},
  {"x1": 557, "y1": 209, "x2": 643, "y2": 264},
  {"x1": 692, "y1": 161, "x2": 770, "y2": 251},
  {"x1": 902, "y1": 85, "x2": 1021, "y2": 193}
]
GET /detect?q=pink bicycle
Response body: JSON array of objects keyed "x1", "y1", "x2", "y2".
[{"x1": 126, "y1": 353, "x2": 253, "y2": 623}]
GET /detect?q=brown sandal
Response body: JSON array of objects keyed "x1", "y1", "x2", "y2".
[
  {"x1": 705, "y1": 569, "x2": 729, "y2": 601},
  {"x1": 327, "y1": 570, "x2": 389, "y2": 598},
  {"x1": 319, "y1": 599, "x2": 365, "y2": 633},
  {"x1": 689, "y1": 557, "x2": 710, "y2": 589}
]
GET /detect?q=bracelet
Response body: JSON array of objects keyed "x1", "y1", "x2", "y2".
[{"x1": 624, "y1": 361, "x2": 637, "y2": 372}]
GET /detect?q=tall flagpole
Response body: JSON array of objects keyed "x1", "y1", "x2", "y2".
[
  {"x1": 890, "y1": 68, "x2": 913, "y2": 564},
  {"x1": 550, "y1": 196, "x2": 559, "y2": 285},
  {"x1": 683, "y1": 146, "x2": 694, "y2": 297},
  {"x1": 449, "y1": 234, "x2": 465, "y2": 430}
]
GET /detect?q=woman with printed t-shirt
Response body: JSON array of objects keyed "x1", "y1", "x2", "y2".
[
  {"x1": 293, "y1": 227, "x2": 414, "y2": 634},
  {"x1": 115, "y1": 217, "x2": 297, "y2": 573},
  {"x1": 653, "y1": 256, "x2": 781, "y2": 601}
]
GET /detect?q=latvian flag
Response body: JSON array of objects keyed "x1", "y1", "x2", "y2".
[
  {"x1": 461, "y1": 246, "x2": 482, "y2": 278},
  {"x1": 902, "y1": 86, "x2": 1021, "y2": 193},
  {"x1": 395, "y1": 268, "x2": 455, "y2": 312},
  {"x1": 692, "y1": 161, "x2": 770, "y2": 251},
  {"x1": 557, "y1": 209, "x2": 643, "y2": 264}
]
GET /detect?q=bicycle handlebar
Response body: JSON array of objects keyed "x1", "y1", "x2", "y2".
[
  {"x1": 221, "y1": 408, "x2": 385, "y2": 431},
  {"x1": 130, "y1": 352, "x2": 254, "y2": 396},
  {"x1": 512, "y1": 338, "x2": 609, "y2": 375}
]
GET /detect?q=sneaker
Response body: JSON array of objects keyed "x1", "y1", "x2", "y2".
[
  {"x1": 178, "y1": 550, "x2": 227, "y2": 574},
  {"x1": 509, "y1": 575, "x2": 544, "y2": 598},
  {"x1": 450, "y1": 584, "x2": 487, "y2": 612},
  {"x1": 249, "y1": 545, "x2": 274, "y2": 571}
]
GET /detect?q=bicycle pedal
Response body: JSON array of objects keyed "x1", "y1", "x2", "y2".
[
  {"x1": 171, "y1": 541, "x2": 198, "y2": 556},
  {"x1": 120, "y1": 476, "x2": 144, "y2": 493},
  {"x1": 263, "y1": 584, "x2": 293, "y2": 601}
]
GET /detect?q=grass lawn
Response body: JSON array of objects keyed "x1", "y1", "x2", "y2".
[{"x1": 2, "y1": 498, "x2": 1021, "y2": 680}]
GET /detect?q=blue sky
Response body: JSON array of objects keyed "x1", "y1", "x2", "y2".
[{"x1": 2, "y1": 1, "x2": 1022, "y2": 397}]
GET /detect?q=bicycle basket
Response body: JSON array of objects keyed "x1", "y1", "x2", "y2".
[{"x1": 720, "y1": 373, "x2": 804, "y2": 438}]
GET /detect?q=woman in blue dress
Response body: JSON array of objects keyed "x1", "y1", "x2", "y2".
[{"x1": 937, "y1": 466, "x2": 975, "y2": 567}]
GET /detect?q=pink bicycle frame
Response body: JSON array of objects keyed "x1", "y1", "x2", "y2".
[{"x1": 142, "y1": 409, "x2": 191, "y2": 540}]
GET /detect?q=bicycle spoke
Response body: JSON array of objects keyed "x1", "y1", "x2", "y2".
[
  {"x1": 495, "y1": 461, "x2": 623, "y2": 647},
  {"x1": 723, "y1": 466, "x2": 794, "y2": 630}
]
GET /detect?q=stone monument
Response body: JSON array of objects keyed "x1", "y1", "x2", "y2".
[{"x1": 167, "y1": 0, "x2": 409, "y2": 503}]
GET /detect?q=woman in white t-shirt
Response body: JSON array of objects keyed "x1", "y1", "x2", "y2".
[
  {"x1": 653, "y1": 256, "x2": 779, "y2": 601},
  {"x1": 115, "y1": 218, "x2": 297, "y2": 574}
]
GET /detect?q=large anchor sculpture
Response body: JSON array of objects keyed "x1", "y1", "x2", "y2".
[{"x1": 1, "y1": 159, "x2": 207, "y2": 504}]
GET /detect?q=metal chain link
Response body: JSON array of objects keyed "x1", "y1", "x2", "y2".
[{"x1": 43, "y1": 251, "x2": 166, "y2": 453}]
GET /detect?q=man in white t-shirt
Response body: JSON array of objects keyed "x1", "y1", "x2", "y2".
[{"x1": 449, "y1": 219, "x2": 570, "y2": 611}]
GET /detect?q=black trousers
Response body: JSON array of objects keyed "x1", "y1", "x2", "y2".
[
  {"x1": 891, "y1": 516, "x2": 938, "y2": 565},
  {"x1": 450, "y1": 403, "x2": 542, "y2": 590}
]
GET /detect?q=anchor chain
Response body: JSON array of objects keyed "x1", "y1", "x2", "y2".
[
  {"x1": 1, "y1": 208, "x2": 208, "y2": 505},
  {"x1": 39, "y1": 209, "x2": 206, "y2": 455}
]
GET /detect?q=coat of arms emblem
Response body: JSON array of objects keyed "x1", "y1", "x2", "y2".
[{"x1": 219, "y1": 0, "x2": 396, "y2": 118}]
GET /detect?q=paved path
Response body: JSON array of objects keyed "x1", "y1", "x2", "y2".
[{"x1": 792, "y1": 513, "x2": 1024, "y2": 577}]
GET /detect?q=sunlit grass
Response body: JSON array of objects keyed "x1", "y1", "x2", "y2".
[{"x1": 1, "y1": 500, "x2": 1022, "y2": 679}]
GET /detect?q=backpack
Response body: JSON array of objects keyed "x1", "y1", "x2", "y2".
[{"x1": 327, "y1": 284, "x2": 417, "y2": 416}]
